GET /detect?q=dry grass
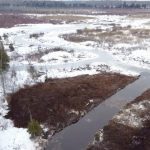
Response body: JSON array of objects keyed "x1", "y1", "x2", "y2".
[
  {"x1": 25, "y1": 47, "x2": 67, "y2": 62},
  {"x1": 40, "y1": 15, "x2": 93, "y2": 24},
  {"x1": 131, "y1": 89, "x2": 150, "y2": 105},
  {"x1": 129, "y1": 14, "x2": 150, "y2": 19},
  {"x1": 6, "y1": 73, "x2": 135, "y2": 134},
  {"x1": 62, "y1": 24, "x2": 150, "y2": 44},
  {"x1": 0, "y1": 13, "x2": 92, "y2": 27},
  {"x1": 0, "y1": 14, "x2": 44, "y2": 28},
  {"x1": 88, "y1": 89, "x2": 150, "y2": 150}
]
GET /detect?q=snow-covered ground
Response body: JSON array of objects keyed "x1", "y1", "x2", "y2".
[
  {"x1": 80, "y1": 15, "x2": 150, "y2": 70},
  {"x1": 113, "y1": 100, "x2": 150, "y2": 128},
  {"x1": 0, "y1": 14, "x2": 150, "y2": 149}
]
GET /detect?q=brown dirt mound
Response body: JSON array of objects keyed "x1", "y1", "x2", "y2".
[{"x1": 6, "y1": 73, "x2": 135, "y2": 130}]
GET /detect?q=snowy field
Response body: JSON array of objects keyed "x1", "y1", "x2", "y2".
[{"x1": 0, "y1": 13, "x2": 150, "y2": 149}]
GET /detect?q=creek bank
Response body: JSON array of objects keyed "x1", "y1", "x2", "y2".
[{"x1": 88, "y1": 89, "x2": 150, "y2": 150}]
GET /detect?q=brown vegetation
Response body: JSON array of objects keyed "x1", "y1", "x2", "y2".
[
  {"x1": 6, "y1": 73, "x2": 135, "y2": 135},
  {"x1": 26, "y1": 47, "x2": 71, "y2": 62},
  {"x1": 0, "y1": 14, "x2": 44, "y2": 28},
  {"x1": 40, "y1": 15, "x2": 93, "y2": 24},
  {"x1": 88, "y1": 89, "x2": 150, "y2": 150},
  {"x1": 29, "y1": 32, "x2": 44, "y2": 39},
  {"x1": 134, "y1": 89, "x2": 150, "y2": 103},
  {"x1": 0, "y1": 13, "x2": 93, "y2": 28},
  {"x1": 62, "y1": 24, "x2": 150, "y2": 44}
]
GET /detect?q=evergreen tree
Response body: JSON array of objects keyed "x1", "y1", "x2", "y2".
[
  {"x1": 27, "y1": 119, "x2": 42, "y2": 137},
  {"x1": 0, "y1": 41, "x2": 9, "y2": 71}
]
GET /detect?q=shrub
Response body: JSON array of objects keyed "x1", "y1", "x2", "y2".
[
  {"x1": 28, "y1": 65, "x2": 39, "y2": 81},
  {"x1": 3, "y1": 34, "x2": 8, "y2": 40},
  {"x1": 27, "y1": 119, "x2": 42, "y2": 137},
  {"x1": 9, "y1": 44, "x2": 15, "y2": 51},
  {"x1": 29, "y1": 33, "x2": 44, "y2": 39}
]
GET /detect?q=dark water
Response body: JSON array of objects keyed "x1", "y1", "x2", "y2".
[{"x1": 47, "y1": 72, "x2": 150, "y2": 150}]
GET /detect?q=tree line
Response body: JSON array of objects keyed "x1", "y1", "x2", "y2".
[{"x1": 0, "y1": 1, "x2": 149, "y2": 9}]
